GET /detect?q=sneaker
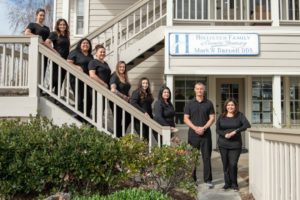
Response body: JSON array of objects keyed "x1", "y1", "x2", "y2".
[
  {"x1": 232, "y1": 186, "x2": 239, "y2": 192},
  {"x1": 205, "y1": 182, "x2": 214, "y2": 189},
  {"x1": 222, "y1": 185, "x2": 231, "y2": 191}
]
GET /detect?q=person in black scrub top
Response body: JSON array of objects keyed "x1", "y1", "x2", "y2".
[
  {"x1": 67, "y1": 38, "x2": 93, "y2": 120},
  {"x1": 130, "y1": 77, "x2": 154, "y2": 140},
  {"x1": 184, "y1": 82, "x2": 215, "y2": 188},
  {"x1": 110, "y1": 61, "x2": 131, "y2": 138},
  {"x1": 25, "y1": 8, "x2": 50, "y2": 79},
  {"x1": 25, "y1": 8, "x2": 50, "y2": 42},
  {"x1": 88, "y1": 44, "x2": 111, "y2": 88},
  {"x1": 45, "y1": 18, "x2": 70, "y2": 96},
  {"x1": 154, "y1": 86, "x2": 176, "y2": 131},
  {"x1": 216, "y1": 98, "x2": 250, "y2": 192},
  {"x1": 88, "y1": 44, "x2": 111, "y2": 121}
]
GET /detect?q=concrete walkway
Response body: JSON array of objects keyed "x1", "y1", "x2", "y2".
[{"x1": 195, "y1": 151, "x2": 249, "y2": 200}]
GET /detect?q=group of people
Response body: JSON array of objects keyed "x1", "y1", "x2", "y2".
[
  {"x1": 25, "y1": 8, "x2": 251, "y2": 192},
  {"x1": 184, "y1": 82, "x2": 251, "y2": 191},
  {"x1": 24, "y1": 8, "x2": 177, "y2": 138}
]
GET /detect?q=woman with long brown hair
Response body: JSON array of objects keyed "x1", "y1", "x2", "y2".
[
  {"x1": 216, "y1": 98, "x2": 251, "y2": 192},
  {"x1": 130, "y1": 77, "x2": 154, "y2": 140},
  {"x1": 110, "y1": 61, "x2": 131, "y2": 137},
  {"x1": 45, "y1": 18, "x2": 70, "y2": 95}
]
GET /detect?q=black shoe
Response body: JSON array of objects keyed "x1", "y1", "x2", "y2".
[
  {"x1": 222, "y1": 185, "x2": 231, "y2": 191},
  {"x1": 232, "y1": 186, "x2": 239, "y2": 192}
]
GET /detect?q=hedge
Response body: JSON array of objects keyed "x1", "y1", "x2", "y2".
[{"x1": 0, "y1": 117, "x2": 198, "y2": 199}]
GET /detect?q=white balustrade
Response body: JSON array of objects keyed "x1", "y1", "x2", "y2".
[{"x1": 249, "y1": 128, "x2": 300, "y2": 200}]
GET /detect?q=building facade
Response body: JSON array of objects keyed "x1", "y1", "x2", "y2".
[{"x1": 54, "y1": 0, "x2": 300, "y2": 148}]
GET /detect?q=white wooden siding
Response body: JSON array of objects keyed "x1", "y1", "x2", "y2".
[
  {"x1": 128, "y1": 48, "x2": 165, "y2": 99},
  {"x1": 88, "y1": 0, "x2": 137, "y2": 33},
  {"x1": 55, "y1": 0, "x2": 63, "y2": 20}
]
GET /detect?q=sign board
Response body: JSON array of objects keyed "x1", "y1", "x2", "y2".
[{"x1": 169, "y1": 33, "x2": 259, "y2": 56}]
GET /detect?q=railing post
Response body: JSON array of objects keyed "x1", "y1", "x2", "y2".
[
  {"x1": 162, "y1": 127, "x2": 171, "y2": 145},
  {"x1": 28, "y1": 36, "x2": 39, "y2": 98},
  {"x1": 112, "y1": 23, "x2": 119, "y2": 69},
  {"x1": 271, "y1": 0, "x2": 280, "y2": 26},
  {"x1": 166, "y1": 0, "x2": 173, "y2": 26},
  {"x1": 272, "y1": 75, "x2": 282, "y2": 128},
  {"x1": 26, "y1": 36, "x2": 39, "y2": 116}
]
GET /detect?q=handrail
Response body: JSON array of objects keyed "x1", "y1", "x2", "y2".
[
  {"x1": 249, "y1": 128, "x2": 300, "y2": 144},
  {"x1": 38, "y1": 43, "x2": 171, "y2": 138}
]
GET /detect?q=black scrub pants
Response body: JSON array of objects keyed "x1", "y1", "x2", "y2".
[
  {"x1": 70, "y1": 76, "x2": 92, "y2": 119},
  {"x1": 219, "y1": 147, "x2": 242, "y2": 188},
  {"x1": 188, "y1": 132, "x2": 213, "y2": 183},
  {"x1": 52, "y1": 63, "x2": 66, "y2": 96}
]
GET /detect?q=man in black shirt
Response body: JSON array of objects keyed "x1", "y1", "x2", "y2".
[{"x1": 184, "y1": 82, "x2": 215, "y2": 188}]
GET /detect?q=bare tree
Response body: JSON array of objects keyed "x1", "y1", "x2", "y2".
[{"x1": 6, "y1": 0, "x2": 54, "y2": 34}]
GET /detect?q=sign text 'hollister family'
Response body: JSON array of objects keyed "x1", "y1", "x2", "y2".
[{"x1": 169, "y1": 33, "x2": 259, "y2": 56}]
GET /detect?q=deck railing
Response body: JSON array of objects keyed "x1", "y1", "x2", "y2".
[
  {"x1": 173, "y1": 0, "x2": 272, "y2": 23},
  {"x1": 0, "y1": 37, "x2": 30, "y2": 89},
  {"x1": 279, "y1": 0, "x2": 300, "y2": 22},
  {"x1": 249, "y1": 128, "x2": 300, "y2": 200}
]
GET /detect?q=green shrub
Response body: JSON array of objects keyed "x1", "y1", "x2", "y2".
[
  {"x1": 0, "y1": 118, "x2": 197, "y2": 199},
  {"x1": 73, "y1": 188, "x2": 171, "y2": 200},
  {"x1": 143, "y1": 143, "x2": 198, "y2": 195},
  {"x1": 0, "y1": 117, "x2": 124, "y2": 198}
]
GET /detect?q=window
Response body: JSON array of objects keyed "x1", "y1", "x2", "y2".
[
  {"x1": 290, "y1": 77, "x2": 300, "y2": 124},
  {"x1": 174, "y1": 76, "x2": 207, "y2": 124},
  {"x1": 252, "y1": 77, "x2": 273, "y2": 124},
  {"x1": 76, "y1": 0, "x2": 84, "y2": 35}
]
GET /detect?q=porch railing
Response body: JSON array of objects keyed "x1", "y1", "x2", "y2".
[
  {"x1": 0, "y1": 37, "x2": 30, "y2": 89},
  {"x1": 249, "y1": 128, "x2": 300, "y2": 200},
  {"x1": 279, "y1": 0, "x2": 300, "y2": 22},
  {"x1": 173, "y1": 0, "x2": 272, "y2": 23}
]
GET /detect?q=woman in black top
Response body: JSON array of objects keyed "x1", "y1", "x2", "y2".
[
  {"x1": 216, "y1": 98, "x2": 251, "y2": 192},
  {"x1": 67, "y1": 38, "x2": 93, "y2": 120},
  {"x1": 110, "y1": 61, "x2": 131, "y2": 137},
  {"x1": 25, "y1": 8, "x2": 50, "y2": 79},
  {"x1": 25, "y1": 8, "x2": 50, "y2": 42},
  {"x1": 45, "y1": 18, "x2": 70, "y2": 96},
  {"x1": 154, "y1": 86, "x2": 176, "y2": 131},
  {"x1": 130, "y1": 77, "x2": 154, "y2": 140},
  {"x1": 88, "y1": 44, "x2": 111, "y2": 88}
]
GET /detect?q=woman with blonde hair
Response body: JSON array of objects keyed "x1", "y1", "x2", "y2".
[{"x1": 110, "y1": 61, "x2": 131, "y2": 137}]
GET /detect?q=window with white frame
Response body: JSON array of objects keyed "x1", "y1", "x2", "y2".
[
  {"x1": 252, "y1": 77, "x2": 284, "y2": 125},
  {"x1": 290, "y1": 77, "x2": 300, "y2": 124},
  {"x1": 75, "y1": 0, "x2": 84, "y2": 35},
  {"x1": 252, "y1": 77, "x2": 273, "y2": 124},
  {"x1": 173, "y1": 76, "x2": 207, "y2": 124}
]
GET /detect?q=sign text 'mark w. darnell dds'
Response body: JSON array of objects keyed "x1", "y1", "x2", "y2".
[{"x1": 169, "y1": 33, "x2": 259, "y2": 56}]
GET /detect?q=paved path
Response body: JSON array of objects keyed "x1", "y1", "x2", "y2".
[
  {"x1": 175, "y1": 131, "x2": 249, "y2": 200},
  {"x1": 195, "y1": 151, "x2": 249, "y2": 200}
]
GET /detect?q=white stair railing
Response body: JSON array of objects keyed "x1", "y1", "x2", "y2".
[
  {"x1": 38, "y1": 43, "x2": 171, "y2": 149},
  {"x1": 0, "y1": 37, "x2": 29, "y2": 89},
  {"x1": 71, "y1": 0, "x2": 167, "y2": 68}
]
